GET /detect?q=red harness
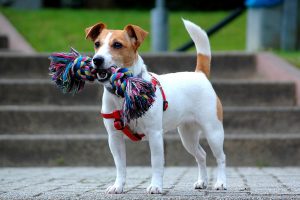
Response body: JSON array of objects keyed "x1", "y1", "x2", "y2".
[{"x1": 101, "y1": 74, "x2": 168, "y2": 142}]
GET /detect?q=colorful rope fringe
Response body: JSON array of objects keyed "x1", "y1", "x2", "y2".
[
  {"x1": 49, "y1": 48, "x2": 96, "y2": 94},
  {"x1": 49, "y1": 48, "x2": 156, "y2": 123},
  {"x1": 110, "y1": 67, "x2": 156, "y2": 124}
]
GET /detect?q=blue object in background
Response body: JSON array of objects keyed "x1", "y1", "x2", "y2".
[{"x1": 245, "y1": 0, "x2": 283, "y2": 8}]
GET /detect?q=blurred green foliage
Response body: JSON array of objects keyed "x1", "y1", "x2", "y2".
[
  {"x1": 0, "y1": 8, "x2": 246, "y2": 52},
  {"x1": 1, "y1": 7, "x2": 298, "y2": 68}
]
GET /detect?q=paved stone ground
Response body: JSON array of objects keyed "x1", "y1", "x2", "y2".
[{"x1": 1, "y1": 167, "x2": 300, "y2": 200}]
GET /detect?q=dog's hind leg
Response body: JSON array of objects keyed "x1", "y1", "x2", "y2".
[
  {"x1": 202, "y1": 121, "x2": 226, "y2": 190},
  {"x1": 178, "y1": 123, "x2": 208, "y2": 189}
]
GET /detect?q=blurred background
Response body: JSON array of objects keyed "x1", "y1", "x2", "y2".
[
  {"x1": 1, "y1": 0, "x2": 299, "y2": 65},
  {"x1": 0, "y1": 0, "x2": 248, "y2": 52},
  {"x1": 0, "y1": 0, "x2": 300, "y2": 167}
]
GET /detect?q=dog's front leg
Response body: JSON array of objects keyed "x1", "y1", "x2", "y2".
[
  {"x1": 147, "y1": 130, "x2": 164, "y2": 194},
  {"x1": 106, "y1": 130, "x2": 126, "y2": 194}
]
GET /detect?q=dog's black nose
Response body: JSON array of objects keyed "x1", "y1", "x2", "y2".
[{"x1": 93, "y1": 56, "x2": 104, "y2": 68}]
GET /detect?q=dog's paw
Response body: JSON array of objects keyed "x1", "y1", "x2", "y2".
[
  {"x1": 146, "y1": 185, "x2": 162, "y2": 194},
  {"x1": 194, "y1": 180, "x2": 207, "y2": 189},
  {"x1": 105, "y1": 184, "x2": 124, "y2": 194},
  {"x1": 214, "y1": 181, "x2": 227, "y2": 190}
]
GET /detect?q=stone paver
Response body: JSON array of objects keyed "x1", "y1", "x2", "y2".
[{"x1": 0, "y1": 167, "x2": 300, "y2": 199}]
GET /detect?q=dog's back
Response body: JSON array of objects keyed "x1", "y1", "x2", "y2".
[
  {"x1": 183, "y1": 19, "x2": 223, "y2": 121},
  {"x1": 156, "y1": 19, "x2": 222, "y2": 131}
]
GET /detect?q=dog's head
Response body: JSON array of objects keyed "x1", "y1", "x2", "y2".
[{"x1": 85, "y1": 22, "x2": 148, "y2": 82}]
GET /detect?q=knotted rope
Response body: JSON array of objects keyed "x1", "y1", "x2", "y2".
[
  {"x1": 49, "y1": 48, "x2": 156, "y2": 124},
  {"x1": 49, "y1": 48, "x2": 96, "y2": 94},
  {"x1": 109, "y1": 67, "x2": 156, "y2": 123}
]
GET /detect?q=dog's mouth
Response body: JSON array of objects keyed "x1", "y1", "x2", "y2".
[
  {"x1": 96, "y1": 70, "x2": 109, "y2": 80},
  {"x1": 95, "y1": 66, "x2": 116, "y2": 82}
]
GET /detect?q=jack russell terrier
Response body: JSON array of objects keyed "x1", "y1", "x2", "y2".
[{"x1": 85, "y1": 19, "x2": 226, "y2": 194}]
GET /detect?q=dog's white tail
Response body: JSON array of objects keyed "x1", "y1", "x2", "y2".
[{"x1": 182, "y1": 19, "x2": 211, "y2": 77}]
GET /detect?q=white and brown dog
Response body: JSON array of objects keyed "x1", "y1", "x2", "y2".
[{"x1": 85, "y1": 19, "x2": 226, "y2": 194}]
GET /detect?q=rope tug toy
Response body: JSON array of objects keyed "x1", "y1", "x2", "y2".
[
  {"x1": 109, "y1": 67, "x2": 156, "y2": 124},
  {"x1": 49, "y1": 48, "x2": 96, "y2": 94},
  {"x1": 49, "y1": 48, "x2": 156, "y2": 124}
]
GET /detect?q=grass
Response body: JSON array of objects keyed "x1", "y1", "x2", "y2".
[
  {"x1": 1, "y1": 7, "x2": 299, "y2": 67},
  {"x1": 275, "y1": 51, "x2": 300, "y2": 68},
  {"x1": 0, "y1": 8, "x2": 246, "y2": 52}
]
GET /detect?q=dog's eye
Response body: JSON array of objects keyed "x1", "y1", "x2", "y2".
[
  {"x1": 94, "y1": 42, "x2": 100, "y2": 48},
  {"x1": 113, "y1": 42, "x2": 123, "y2": 49}
]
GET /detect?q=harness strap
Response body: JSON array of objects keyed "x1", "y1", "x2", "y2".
[
  {"x1": 101, "y1": 110, "x2": 145, "y2": 141},
  {"x1": 150, "y1": 74, "x2": 168, "y2": 111},
  {"x1": 101, "y1": 110, "x2": 121, "y2": 119},
  {"x1": 101, "y1": 75, "x2": 168, "y2": 142}
]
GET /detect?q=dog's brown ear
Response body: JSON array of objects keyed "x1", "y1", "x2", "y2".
[
  {"x1": 85, "y1": 22, "x2": 106, "y2": 41},
  {"x1": 124, "y1": 24, "x2": 148, "y2": 49}
]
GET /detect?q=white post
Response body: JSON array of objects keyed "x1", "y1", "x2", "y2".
[
  {"x1": 151, "y1": 0, "x2": 168, "y2": 52},
  {"x1": 246, "y1": 4, "x2": 282, "y2": 51}
]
